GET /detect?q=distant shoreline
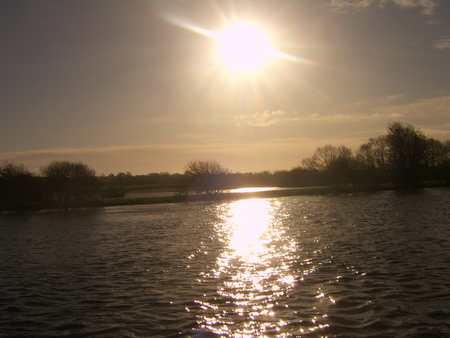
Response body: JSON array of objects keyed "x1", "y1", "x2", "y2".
[
  {"x1": 85, "y1": 183, "x2": 446, "y2": 209},
  {"x1": 2, "y1": 183, "x2": 448, "y2": 213}
]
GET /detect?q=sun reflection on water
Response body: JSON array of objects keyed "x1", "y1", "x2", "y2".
[{"x1": 197, "y1": 199, "x2": 298, "y2": 336}]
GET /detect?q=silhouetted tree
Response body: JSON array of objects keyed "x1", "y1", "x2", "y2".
[
  {"x1": 424, "y1": 138, "x2": 446, "y2": 167},
  {"x1": 302, "y1": 144, "x2": 338, "y2": 172},
  {"x1": 100, "y1": 173, "x2": 125, "y2": 198},
  {"x1": 386, "y1": 122, "x2": 428, "y2": 189},
  {"x1": 329, "y1": 147, "x2": 358, "y2": 187},
  {"x1": 285, "y1": 167, "x2": 322, "y2": 187},
  {"x1": 424, "y1": 138, "x2": 450, "y2": 184},
  {"x1": 41, "y1": 161, "x2": 98, "y2": 211},
  {"x1": 356, "y1": 136, "x2": 389, "y2": 170},
  {"x1": 301, "y1": 145, "x2": 355, "y2": 186},
  {"x1": 442, "y1": 141, "x2": 450, "y2": 186},
  {"x1": 184, "y1": 160, "x2": 230, "y2": 194},
  {"x1": 0, "y1": 161, "x2": 42, "y2": 212},
  {"x1": 355, "y1": 136, "x2": 390, "y2": 184}
]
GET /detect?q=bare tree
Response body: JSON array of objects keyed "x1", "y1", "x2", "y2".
[
  {"x1": 356, "y1": 136, "x2": 389, "y2": 170},
  {"x1": 424, "y1": 138, "x2": 450, "y2": 184},
  {"x1": 443, "y1": 141, "x2": 450, "y2": 185},
  {"x1": 425, "y1": 138, "x2": 447, "y2": 168},
  {"x1": 301, "y1": 144, "x2": 339, "y2": 171},
  {"x1": 386, "y1": 122, "x2": 428, "y2": 189},
  {"x1": 301, "y1": 145, "x2": 355, "y2": 186},
  {"x1": 328, "y1": 145, "x2": 356, "y2": 186},
  {"x1": 0, "y1": 161, "x2": 42, "y2": 212},
  {"x1": 41, "y1": 161, "x2": 98, "y2": 211},
  {"x1": 184, "y1": 160, "x2": 230, "y2": 194}
]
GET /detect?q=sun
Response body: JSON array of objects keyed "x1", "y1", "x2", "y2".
[{"x1": 216, "y1": 22, "x2": 273, "y2": 74}]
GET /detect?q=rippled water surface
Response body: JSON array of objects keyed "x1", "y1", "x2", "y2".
[{"x1": 1, "y1": 189, "x2": 449, "y2": 337}]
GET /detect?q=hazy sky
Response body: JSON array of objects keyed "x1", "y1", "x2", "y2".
[{"x1": 1, "y1": 0, "x2": 450, "y2": 175}]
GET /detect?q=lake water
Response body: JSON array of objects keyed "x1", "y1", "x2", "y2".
[
  {"x1": 1, "y1": 188, "x2": 449, "y2": 337},
  {"x1": 124, "y1": 186, "x2": 293, "y2": 198}
]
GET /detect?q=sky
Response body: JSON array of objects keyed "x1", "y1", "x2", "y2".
[{"x1": 1, "y1": 0, "x2": 450, "y2": 175}]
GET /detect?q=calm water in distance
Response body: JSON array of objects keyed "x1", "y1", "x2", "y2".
[{"x1": 1, "y1": 188, "x2": 449, "y2": 337}]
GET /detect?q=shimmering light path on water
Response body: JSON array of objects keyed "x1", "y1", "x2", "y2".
[
  {"x1": 197, "y1": 199, "x2": 299, "y2": 336},
  {"x1": 0, "y1": 189, "x2": 449, "y2": 337}
]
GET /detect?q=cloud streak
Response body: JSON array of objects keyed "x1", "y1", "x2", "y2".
[
  {"x1": 329, "y1": 0, "x2": 440, "y2": 15},
  {"x1": 392, "y1": 0, "x2": 439, "y2": 15},
  {"x1": 433, "y1": 37, "x2": 450, "y2": 50},
  {"x1": 306, "y1": 95, "x2": 450, "y2": 126},
  {"x1": 329, "y1": 0, "x2": 374, "y2": 13},
  {"x1": 235, "y1": 110, "x2": 299, "y2": 127},
  {"x1": 235, "y1": 95, "x2": 450, "y2": 141}
]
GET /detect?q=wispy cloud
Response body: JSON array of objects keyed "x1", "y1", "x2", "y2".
[
  {"x1": 0, "y1": 144, "x2": 180, "y2": 157},
  {"x1": 235, "y1": 110, "x2": 299, "y2": 127},
  {"x1": 234, "y1": 94, "x2": 450, "y2": 136},
  {"x1": 391, "y1": 0, "x2": 438, "y2": 15},
  {"x1": 2, "y1": 95, "x2": 449, "y2": 174},
  {"x1": 0, "y1": 144, "x2": 190, "y2": 174},
  {"x1": 329, "y1": 0, "x2": 440, "y2": 15},
  {"x1": 0, "y1": 139, "x2": 321, "y2": 174},
  {"x1": 318, "y1": 94, "x2": 450, "y2": 121},
  {"x1": 432, "y1": 37, "x2": 450, "y2": 50},
  {"x1": 338, "y1": 94, "x2": 405, "y2": 114},
  {"x1": 329, "y1": 0, "x2": 375, "y2": 13},
  {"x1": 304, "y1": 95, "x2": 450, "y2": 141},
  {"x1": 304, "y1": 111, "x2": 405, "y2": 122}
]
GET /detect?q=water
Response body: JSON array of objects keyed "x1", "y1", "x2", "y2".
[
  {"x1": 124, "y1": 186, "x2": 294, "y2": 198},
  {"x1": 1, "y1": 188, "x2": 449, "y2": 337}
]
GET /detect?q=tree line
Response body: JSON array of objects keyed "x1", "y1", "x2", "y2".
[
  {"x1": 0, "y1": 161, "x2": 99, "y2": 212},
  {"x1": 180, "y1": 122, "x2": 449, "y2": 194},
  {"x1": 1, "y1": 122, "x2": 449, "y2": 212},
  {"x1": 300, "y1": 122, "x2": 450, "y2": 189}
]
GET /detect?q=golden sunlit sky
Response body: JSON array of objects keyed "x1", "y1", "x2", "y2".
[{"x1": 1, "y1": 0, "x2": 450, "y2": 175}]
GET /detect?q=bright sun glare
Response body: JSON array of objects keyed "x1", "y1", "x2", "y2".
[{"x1": 217, "y1": 22, "x2": 273, "y2": 73}]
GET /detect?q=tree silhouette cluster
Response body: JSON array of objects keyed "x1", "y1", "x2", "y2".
[
  {"x1": 184, "y1": 160, "x2": 230, "y2": 195},
  {"x1": 0, "y1": 162, "x2": 42, "y2": 212},
  {"x1": 300, "y1": 122, "x2": 450, "y2": 189},
  {"x1": 0, "y1": 160, "x2": 98, "y2": 212},
  {"x1": 41, "y1": 161, "x2": 98, "y2": 211}
]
